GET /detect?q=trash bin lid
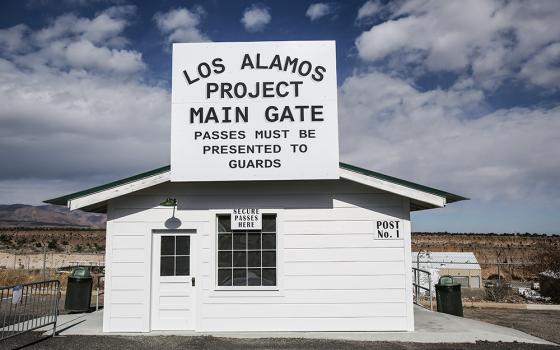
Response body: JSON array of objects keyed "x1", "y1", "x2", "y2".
[
  {"x1": 438, "y1": 275, "x2": 456, "y2": 286},
  {"x1": 70, "y1": 267, "x2": 91, "y2": 278}
]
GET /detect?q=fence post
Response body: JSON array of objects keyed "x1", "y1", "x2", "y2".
[
  {"x1": 429, "y1": 276, "x2": 433, "y2": 311},
  {"x1": 43, "y1": 244, "x2": 47, "y2": 281}
]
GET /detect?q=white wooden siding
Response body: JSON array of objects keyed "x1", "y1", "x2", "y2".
[{"x1": 104, "y1": 180, "x2": 413, "y2": 332}]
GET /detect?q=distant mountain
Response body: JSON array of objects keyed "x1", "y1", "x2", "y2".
[{"x1": 0, "y1": 204, "x2": 106, "y2": 228}]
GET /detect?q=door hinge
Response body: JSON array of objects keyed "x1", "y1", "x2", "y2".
[{"x1": 191, "y1": 277, "x2": 195, "y2": 286}]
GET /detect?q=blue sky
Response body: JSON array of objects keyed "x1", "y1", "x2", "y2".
[{"x1": 0, "y1": 0, "x2": 559, "y2": 233}]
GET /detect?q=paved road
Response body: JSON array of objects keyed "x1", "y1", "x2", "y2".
[
  {"x1": 464, "y1": 308, "x2": 560, "y2": 345},
  {"x1": 3, "y1": 334, "x2": 559, "y2": 350}
]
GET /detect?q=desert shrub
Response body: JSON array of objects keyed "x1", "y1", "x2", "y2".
[
  {"x1": 47, "y1": 239, "x2": 58, "y2": 250},
  {"x1": 0, "y1": 233, "x2": 10, "y2": 242},
  {"x1": 486, "y1": 284, "x2": 513, "y2": 302},
  {"x1": 15, "y1": 237, "x2": 28, "y2": 247},
  {"x1": 537, "y1": 249, "x2": 560, "y2": 272}
]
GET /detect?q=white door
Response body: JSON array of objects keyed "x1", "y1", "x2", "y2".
[{"x1": 151, "y1": 231, "x2": 196, "y2": 330}]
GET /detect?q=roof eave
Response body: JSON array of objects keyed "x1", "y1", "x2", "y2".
[{"x1": 44, "y1": 163, "x2": 467, "y2": 213}]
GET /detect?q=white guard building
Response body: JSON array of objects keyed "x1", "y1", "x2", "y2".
[
  {"x1": 45, "y1": 40, "x2": 466, "y2": 333},
  {"x1": 46, "y1": 163, "x2": 465, "y2": 333}
]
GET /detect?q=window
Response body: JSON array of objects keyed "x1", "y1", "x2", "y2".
[
  {"x1": 454, "y1": 276, "x2": 469, "y2": 288},
  {"x1": 160, "y1": 235, "x2": 190, "y2": 276},
  {"x1": 217, "y1": 214, "x2": 276, "y2": 287}
]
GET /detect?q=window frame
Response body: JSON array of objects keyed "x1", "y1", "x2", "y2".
[
  {"x1": 159, "y1": 235, "x2": 191, "y2": 277},
  {"x1": 212, "y1": 210, "x2": 282, "y2": 292}
]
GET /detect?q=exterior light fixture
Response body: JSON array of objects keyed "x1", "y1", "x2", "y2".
[
  {"x1": 160, "y1": 197, "x2": 178, "y2": 218},
  {"x1": 160, "y1": 198, "x2": 178, "y2": 207}
]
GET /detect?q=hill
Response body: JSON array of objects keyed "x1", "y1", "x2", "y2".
[{"x1": 0, "y1": 204, "x2": 106, "y2": 229}]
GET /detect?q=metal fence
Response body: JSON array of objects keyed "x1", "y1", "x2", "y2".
[
  {"x1": 412, "y1": 267, "x2": 433, "y2": 311},
  {"x1": 0, "y1": 280, "x2": 60, "y2": 341}
]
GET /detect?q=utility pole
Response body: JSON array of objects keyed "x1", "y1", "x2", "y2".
[
  {"x1": 43, "y1": 242, "x2": 47, "y2": 281},
  {"x1": 496, "y1": 251, "x2": 501, "y2": 286}
]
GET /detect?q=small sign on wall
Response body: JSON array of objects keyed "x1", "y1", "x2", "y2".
[
  {"x1": 231, "y1": 209, "x2": 262, "y2": 230},
  {"x1": 374, "y1": 220, "x2": 402, "y2": 239}
]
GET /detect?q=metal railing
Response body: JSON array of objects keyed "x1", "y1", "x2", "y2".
[
  {"x1": 0, "y1": 280, "x2": 60, "y2": 341},
  {"x1": 412, "y1": 267, "x2": 433, "y2": 311},
  {"x1": 95, "y1": 275, "x2": 105, "y2": 311}
]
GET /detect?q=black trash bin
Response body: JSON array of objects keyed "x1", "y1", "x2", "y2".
[
  {"x1": 65, "y1": 267, "x2": 93, "y2": 312},
  {"x1": 435, "y1": 275, "x2": 463, "y2": 317}
]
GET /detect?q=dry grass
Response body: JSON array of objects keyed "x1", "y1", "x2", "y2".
[{"x1": 0, "y1": 269, "x2": 68, "y2": 289}]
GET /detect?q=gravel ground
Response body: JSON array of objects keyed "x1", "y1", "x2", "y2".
[
  {"x1": 464, "y1": 308, "x2": 560, "y2": 345},
  {"x1": 2, "y1": 334, "x2": 558, "y2": 350}
]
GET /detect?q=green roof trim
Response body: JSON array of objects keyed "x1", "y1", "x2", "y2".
[
  {"x1": 44, "y1": 162, "x2": 467, "y2": 208},
  {"x1": 339, "y1": 162, "x2": 468, "y2": 203},
  {"x1": 44, "y1": 165, "x2": 171, "y2": 206}
]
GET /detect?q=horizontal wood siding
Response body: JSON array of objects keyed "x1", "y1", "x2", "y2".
[{"x1": 104, "y1": 180, "x2": 412, "y2": 332}]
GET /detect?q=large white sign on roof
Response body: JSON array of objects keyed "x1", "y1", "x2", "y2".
[{"x1": 170, "y1": 41, "x2": 339, "y2": 182}]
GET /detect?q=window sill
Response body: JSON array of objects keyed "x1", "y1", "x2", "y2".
[
  {"x1": 213, "y1": 286, "x2": 279, "y2": 291},
  {"x1": 206, "y1": 285, "x2": 284, "y2": 298}
]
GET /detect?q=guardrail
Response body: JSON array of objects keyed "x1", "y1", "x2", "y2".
[
  {"x1": 412, "y1": 267, "x2": 433, "y2": 311},
  {"x1": 0, "y1": 280, "x2": 60, "y2": 341}
]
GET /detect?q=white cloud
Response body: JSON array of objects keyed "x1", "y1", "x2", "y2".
[
  {"x1": 520, "y1": 43, "x2": 560, "y2": 88},
  {"x1": 154, "y1": 7, "x2": 209, "y2": 43},
  {"x1": 1, "y1": 6, "x2": 144, "y2": 75},
  {"x1": 338, "y1": 71, "x2": 560, "y2": 202},
  {"x1": 34, "y1": 6, "x2": 135, "y2": 47},
  {"x1": 355, "y1": 0, "x2": 560, "y2": 89},
  {"x1": 356, "y1": 0, "x2": 380, "y2": 21},
  {"x1": 241, "y1": 5, "x2": 271, "y2": 32},
  {"x1": 0, "y1": 8, "x2": 169, "y2": 205},
  {"x1": 61, "y1": 39, "x2": 145, "y2": 74},
  {"x1": 306, "y1": 3, "x2": 331, "y2": 21},
  {"x1": 0, "y1": 58, "x2": 169, "y2": 188},
  {"x1": 0, "y1": 24, "x2": 30, "y2": 53}
]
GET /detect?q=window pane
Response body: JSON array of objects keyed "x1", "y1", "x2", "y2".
[
  {"x1": 262, "y1": 251, "x2": 276, "y2": 267},
  {"x1": 218, "y1": 216, "x2": 231, "y2": 232},
  {"x1": 232, "y1": 232, "x2": 246, "y2": 250},
  {"x1": 175, "y1": 256, "x2": 190, "y2": 276},
  {"x1": 262, "y1": 215, "x2": 276, "y2": 232},
  {"x1": 218, "y1": 251, "x2": 232, "y2": 268},
  {"x1": 262, "y1": 268, "x2": 276, "y2": 286},
  {"x1": 247, "y1": 269, "x2": 261, "y2": 286},
  {"x1": 218, "y1": 269, "x2": 232, "y2": 286},
  {"x1": 176, "y1": 236, "x2": 190, "y2": 255},
  {"x1": 247, "y1": 251, "x2": 261, "y2": 267},
  {"x1": 160, "y1": 256, "x2": 174, "y2": 276},
  {"x1": 262, "y1": 233, "x2": 276, "y2": 249},
  {"x1": 247, "y1": 232, "x2": 261, "y2": 250},
  {"x1": 233, "y1": 269, "x2": 247, "y2": 286},
  {"x1": 161, "y1": 236, "x2": 174, "y2": 255},
  {"x1": 233, "y1": 251, "x2": 246, "y2": 267},
  {"x1": 218, "y1": 233, "x2": 232, "y2": 250}
]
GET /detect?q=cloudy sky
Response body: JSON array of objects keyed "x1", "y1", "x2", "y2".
[{"x1": 0, "y1": 0, "x2": 559, "y2": 233}]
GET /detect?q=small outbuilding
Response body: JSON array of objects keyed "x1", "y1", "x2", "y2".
[
  {"x1": 46, "y1": 163, "x2": 466, "y2": 332},
  {"x1": 413, "y1": 252, "x2": 482, "y2": 289}
]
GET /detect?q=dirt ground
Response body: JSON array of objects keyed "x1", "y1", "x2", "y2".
[
  {"x1": 2, "y1": 334, "x2": 558, "y2": 350},
  {"x1": 464, "y1": 307, "x2": 560, "y2": 345}
]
